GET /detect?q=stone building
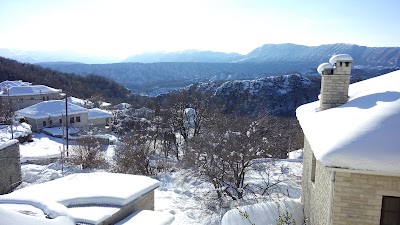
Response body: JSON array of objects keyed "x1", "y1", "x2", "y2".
[
  {"x1": 0, "y1": 140, "x2": 21, "y2": 195},
  {"x1": 297, "y1": 54, "x2": 400, "y2": 225}
]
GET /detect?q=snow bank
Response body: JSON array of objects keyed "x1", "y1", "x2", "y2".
[
  {"x1": 221, "y1": 200, "x2": 303, "y2": 225},
  {"x1": 296, "y1": 70, "x2": 400, "y2": 174},
  {"x1": 19, "y1": 133, "x2": 65, "y2": 162},
  {"x1": 116, "y1": 210, "x2": 175, "y2": 225},
  {"x1": 0, "y1": 206, "x2": 74, "y2": 225},
  {"x1": 0, "y1": 121, "x2": 32, "y2": 148}
]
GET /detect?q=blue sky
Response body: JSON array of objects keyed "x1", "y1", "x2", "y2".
[{"x1": 0, "y1": 0, "x2": 399, "y2": 58}]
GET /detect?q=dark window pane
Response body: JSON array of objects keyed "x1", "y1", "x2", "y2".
[{"x1": 381, "y1": 196, "x2": 400, "y2": 225}]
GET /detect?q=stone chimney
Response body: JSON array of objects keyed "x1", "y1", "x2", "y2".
[{"x1": 317, "y1": 54, "x2": 353, "y2": 110}]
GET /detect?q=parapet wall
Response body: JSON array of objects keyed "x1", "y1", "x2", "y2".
[{"x1": 0, "y1": 141, "x2": 21, "y2": 194}]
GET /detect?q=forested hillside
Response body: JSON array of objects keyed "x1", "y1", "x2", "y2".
[{"x1": 0, "y1": 57, "x2": 130, "y2": 102}]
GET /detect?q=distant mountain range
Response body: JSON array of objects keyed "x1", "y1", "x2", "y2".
[
  {"x1": 239, "y1": 43, "x2": 400, "y2": 66},
  {"x1": 2, "y1": 43, "x2": 398, "y2": 95},
  {"x1": 2, "y1": 43, "x2": 400, "y2": 66},
  {"x1": 124, "y1": 43, "x2": 400, "y2": 66},
  {"x1": 0, "y1": 49, "x2": 119, "y2": 64},
  {"x1": 123, "y1": 50, "x2": 243, "y2": 63}
]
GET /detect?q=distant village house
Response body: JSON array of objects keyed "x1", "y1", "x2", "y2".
[
  {"x1": 15, "y1": 100, "x2": 112, "y2": 132},
  {"x1": 0, "y1": 80, "x2": 63, "y2": 110}
]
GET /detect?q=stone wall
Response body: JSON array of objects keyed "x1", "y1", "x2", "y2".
[
  {"x1": 302, "y1": 137, "x2": 332, "y2": 225},
  {"x1": 99, "y1": 190, "x2": 155, "y2": 225},
  {"x1": 332, "y1": 172, "x2": 400, "y2": 225},
  {"x1": 320, "y1": 74, "x2": 350, "y2": 110},
  {"x1": 0, "y1": 141, "x2": 21, "y2": 194}
]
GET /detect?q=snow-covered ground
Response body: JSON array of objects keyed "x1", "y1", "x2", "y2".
[{"x1": 1, "y1": 131, "x2": 303, "y2": 225}]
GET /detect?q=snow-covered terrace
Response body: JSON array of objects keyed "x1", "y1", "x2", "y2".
[{"x1": 0, "y1": 172, "x2": 162, "y2": 225}]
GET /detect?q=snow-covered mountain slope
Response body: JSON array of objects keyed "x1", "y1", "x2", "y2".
[
  {"x1": 240, "y1": 43, "x2": 400, "y2": 67},
  {"x1": 123, "y1": 50, "x2": 243, "y2": 63},
  {"x1": 160, "y1": 74, "x2": 320, "y2": 116}
]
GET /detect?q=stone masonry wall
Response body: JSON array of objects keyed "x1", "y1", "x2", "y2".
[
  {"x1": 100, "y1": 190, "x2": 155, "y2": 225},
  {"x1": 320, "y1": 74, "x2": 350, "y2": 110},
  {"x1": 0, "y1": 142, "x2": 21, "y2": 194},
  {"x1": 302, "y1": 137, "x2": 332, "y2": 225},
  {"x1": 332, "y1": 172, "x2": 400, "y2": 225}
]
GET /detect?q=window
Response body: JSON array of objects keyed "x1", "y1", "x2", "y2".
[
  {"x1": 49, "y1": 120, "x2": 52, "y2": 125},
  {"x1": 59, "y1": 118, "x2": 62, "y2": 124},
  {"x1": 70, "y1": 117, "x2": 75, "y2": 123},
  {"x1": 76, "y1": 116, "x2": 81, "y2": 123},
  {"x1": 339, "y1": 62, "x2": 343, "y2": 66},
  {"x1": 380, "y1": 196, "x2": 400, "y2": 225},
  {"x1": 31, "y1": 97, "x2": 34, "y2": 100},
  {"x1": 311, "y1": 152, "x2": 316, "y2": 182},
  {"x1": 345, "y1": 62, "x2": 350, "y2": 67},
  {"x1": 42, "y1": 96, "x2": 45, "y2": 101},
  {"x1": 43, "y1": 121, "x2": 47, "y2": 127},
  {"x1": 46, "y1": 96, "x2": 50, "y2": 100}
]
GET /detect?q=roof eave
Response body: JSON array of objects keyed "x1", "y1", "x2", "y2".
[{"x1": 325, "y1": 166, "x2": 400, "y2": 177}]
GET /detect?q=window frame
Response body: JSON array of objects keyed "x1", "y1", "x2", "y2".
[
  {"x1": 311, "y1": 152, "x2": 316, "y2": 183},
  {"x1": 380, "y1": 196, "x2": 400, "y2": 225}
]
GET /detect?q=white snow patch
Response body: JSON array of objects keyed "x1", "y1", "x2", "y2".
[
  {"x1": 221, "y1": 199, "x2": 303, "y2": 225},
  {"x1": 0, "y1": 206, "x2": 74, "y2": 225}
]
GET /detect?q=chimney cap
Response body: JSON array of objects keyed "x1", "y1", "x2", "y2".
[
  {"x1": 329, "y1": 54, "x2": 353, "y2": 65},
  {"x1": 317, "y1": 63, "x2": 333, "y2": 75}
]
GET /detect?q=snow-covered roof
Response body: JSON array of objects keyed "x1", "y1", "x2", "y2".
[
  {"x1": 0, "y1": 172, "x2": 160, "y2": 224},
  {"x1": 329, "y1": 54, "x2": 353, "y2": 64},
  {"x1": 100, "y1": 101, "x2": 112, "y2": 107},
  {"x1": 221, "y1": 200, "x2": 304, "y2": 225},
  {"x1": 67, "y1": 96, "x2": 93, "y2": 108},
  {"x1": 317, "y1": 62, "x2": 333, "y2": 75},
  {"x1": 0, "y1": 80, "x2": 30, "y2": 88},
  {"x1": 0, "y1": 85, "x2": 61, "y2": 96},
  {"x1": 88, "y1": 108, "x2": 112, "y2": 119},
  {"x1": 16, "y1": 100, "x2": 88, "y2": 119},
  {"x1": 114, "y1": 102, "x2": 131, "y2": 110},
  {"x1": 296, "y1": 70, "x2": 400, "y2": 174}
]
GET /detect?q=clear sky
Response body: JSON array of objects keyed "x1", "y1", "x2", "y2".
[{"x1": 0, "y1": 0, "x2": 399, "y2": 59}]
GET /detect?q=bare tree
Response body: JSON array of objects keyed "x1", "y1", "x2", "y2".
[
  {"x1": 186, "y1": 113, "x2": 281, "y2": 201},
  {"x1": 113, "y1": 132, "x2": 156, "y2": 176},
  {"x1": 70, "y1": 137, "x2": 108, "y2": 169}
]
